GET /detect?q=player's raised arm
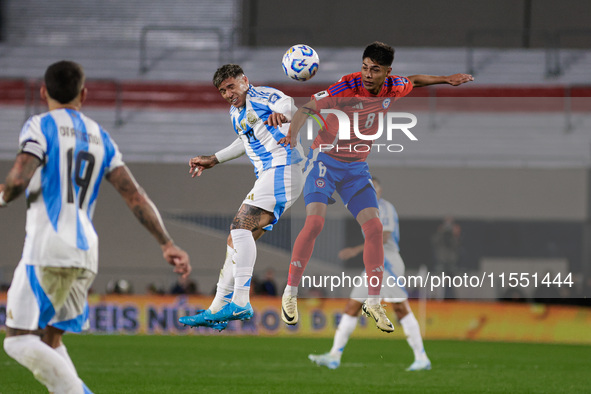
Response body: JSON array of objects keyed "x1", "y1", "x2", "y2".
[
  {"x1": 278, "y1": 98, "x2": 316, "y2": 148},
  {"x1": 0, "y1": 153, "x2": 42, "y2": 207},
  {"x1": 106, "y1": 165, "x2": 191, "y2": 278},
  {"x1": 407, "y1": 73, "x2": 474, "y2": 88}
]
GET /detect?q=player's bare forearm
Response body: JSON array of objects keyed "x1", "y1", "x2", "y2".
[
  {"x1": 107, "y1": 165, "x2": 172, "y2": 246},
  {"x1": 1, "y1": 153, "x2": 42, "y2": 204},
  {"x1": 408, "y1": 73, "x2": 474, "y2": 88},
  {"x1": 107, "y1": 167, "x2": 191, "y2": 277},
  {"x1": 278, "y1": 99, "x2": 316, "y2": 147}
]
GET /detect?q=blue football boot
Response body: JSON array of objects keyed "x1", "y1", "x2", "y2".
[
  {"x1": 207, "y1": 302, "x2": 254, "y2": 322},
  {"x1": 179, "y1": 309, "x2": 228, "y2": 331}
]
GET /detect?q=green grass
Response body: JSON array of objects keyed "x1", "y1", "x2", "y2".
[{"x1": 1, "y1": 333, "x2": 589, "y2": 393}]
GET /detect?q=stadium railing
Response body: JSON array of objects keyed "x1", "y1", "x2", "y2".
[
  {"x1": 466, "y1": 28, "x2": 591, "y2": 78},
  {"x1": 465, "y1": 28, "x2": 556, "y2": 77},
  {"x1": 139, "y1": 26, "x2": 230, "y2": 75},
  {"x1": 552, "y1": 29, "x2": 591, "y2": 76}
]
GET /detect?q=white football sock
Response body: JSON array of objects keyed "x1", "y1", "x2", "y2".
[
  {"x1": 366, "y1": 297, "x2": 380, "y2": 306},
  {"x1": 209, "y1": 245, "x2": 236, "y2": 313},
  {"x1": 230, "y1": 229, "x2": 256, "y2": 307},
  {"x1": 329, "y1": 313, "x2": 358, "y2": 358},
  {"x1": 4, "y1": 335, "x2": 84, "y2": 394},
  {"x1": 55, "y1": 343, "x2": 78, "y2": 376},
  {"x1": 283, "y1": 285, "x2": 298, "y2": 296},
  {"x1": 400, "y1": 311, "x2": 429, "y2": 361}
]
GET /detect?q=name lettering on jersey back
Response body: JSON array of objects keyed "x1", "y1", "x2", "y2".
[{"x1": 59, "y1": 126, "x2": 102, "y2": 146}]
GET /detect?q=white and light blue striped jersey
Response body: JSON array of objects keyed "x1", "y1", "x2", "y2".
[
  {"x1": 18, "y1": 108, "x2": 124, "y2": 273},
  {"x1": 229, "y1": 85, "x2": 304, "y2": 177},
  {"x1": 379, "y1": 198, "x2": 400, "y2": 253}
]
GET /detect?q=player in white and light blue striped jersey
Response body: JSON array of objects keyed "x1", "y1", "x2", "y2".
[
  {"x1": 1, "y1": 60, "x2": 191, "y2": 394},
  {"x1": 179, "y1": 64, "x2": 305, "y2": 328},
  {"x1": 229, "y1": 84, "x2": 304, "y2": 176},
  {"x1": 17, "y1": 105, "x2": 122, "y2": 274}
]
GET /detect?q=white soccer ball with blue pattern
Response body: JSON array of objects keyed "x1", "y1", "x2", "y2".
[{"x1": 282, "y1": 44, "x2": 319, "y2": 81}]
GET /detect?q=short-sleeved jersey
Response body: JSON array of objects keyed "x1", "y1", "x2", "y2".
[
  {"x1": 230, "y1": 85, "x2": 304, "y2": 177},
  {"x1": 311, "y1": 72, "x2": 413, "y2": 162},
  {"x1": 18, "y1": 108, "x2": 124, "y2": 273},
  {"x1": 379, "y1": 198, "x2": 400, "y2": 253}
]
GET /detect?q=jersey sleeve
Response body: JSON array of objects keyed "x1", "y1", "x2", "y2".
[
  {"x1": 393, "y1": 76, "x2": 413, "y2": 98},
  {"x1": 18, "y1": 116, "x2": 47, "y2": 162},
  {"x1": 100, "y1": 127, "x2": 125, "y2": 174},
  {"x1": 215, "y1": 137, "x2": 246, "y2": 163},
  {"x1": 313, "y1": 74, "x2": 361, "y2": 110},
  {"x1": 267, "y1": 90, "x2": 296, "y2": 121}
]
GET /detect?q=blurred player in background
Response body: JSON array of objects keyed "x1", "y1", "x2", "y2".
[
  {"x1": 179, "y1": 64, "x2": 305, "y2": 328},
  {"x1": 279, "y1": 41, "x2": 473, "y2": 332},
  {"x1": 0, "y1": 61, "x2": 191, "y2": 394},
  {"x1": 308, "y1": 178, "x2": 430, "y2": 371}
]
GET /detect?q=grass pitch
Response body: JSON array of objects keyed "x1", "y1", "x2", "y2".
[{"x1": 1, "y1": 333, "x2": 589, "y2": 393}]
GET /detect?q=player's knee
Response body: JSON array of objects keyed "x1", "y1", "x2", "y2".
[
  {"x1": 362, "y1": 217, "x2": 382, "y2": 239},
  {"x1": 304, "y1": 215, "x2": 325, "y2": 238}
]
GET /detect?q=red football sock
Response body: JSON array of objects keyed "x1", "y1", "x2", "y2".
[
  {"x1": 362, "y1": 217, "x2": 384, "y2": 296},
  {"x1": 287, "y1": 215, "x2": 325, "y2": 287}
]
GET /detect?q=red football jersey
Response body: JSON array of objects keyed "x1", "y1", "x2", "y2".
[{"x1": 310, "y1": 71, "x2": 413, "y2": 162}]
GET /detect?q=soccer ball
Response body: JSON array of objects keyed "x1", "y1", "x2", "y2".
[{"x1": 282, "y1": 44, "x2": 319, "y2": 81}]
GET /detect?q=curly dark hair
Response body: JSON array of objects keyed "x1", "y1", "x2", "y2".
[{"x1": 213, "y1": 64, "x2": 245, "y2": 88}]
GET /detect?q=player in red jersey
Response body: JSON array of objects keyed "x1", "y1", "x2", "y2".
[{"x1": 278, "y1": 42, "x2": 473, "y2": 332}]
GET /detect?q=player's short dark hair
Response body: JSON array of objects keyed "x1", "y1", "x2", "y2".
[
  {"x1": 213, "y1": 64, "x2": 245, "y2": 88},
  {"x1": 362, "y1": 42, "x2": 395, "y2": 67},
  {"x1": 44, "y1": 60, "x2": 85, "y2": 104}
]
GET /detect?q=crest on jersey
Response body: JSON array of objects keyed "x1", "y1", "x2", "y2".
[
  {"x1": 382, "y1": 98, "x2": 391, "y2": 109},
  {"x1": 269, "y1": 93, "x2": 280, "y2": 104},
  {"x1": 246, "y1": 110, "x2": 258, "y2": 126},
  {"x1": 315, "y1": 178, "x2": 326, "y2": 188},
  {"x1": 239, "y1": 119, "x2": 248, "y2": 131}
]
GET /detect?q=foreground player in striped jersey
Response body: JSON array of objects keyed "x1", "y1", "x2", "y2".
[
  {"x1": 279, "y1": 42, "x2": 473, "y2": 332},
  {"x1": 308, "y1": 178, "x2": 431, "y2": 371},
  {"x1": 179, "y1": 64, "x2": 305, "y2": 328},
  {"x1": 0, "y1": 61, "x2": 191, "y2": 393}
]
